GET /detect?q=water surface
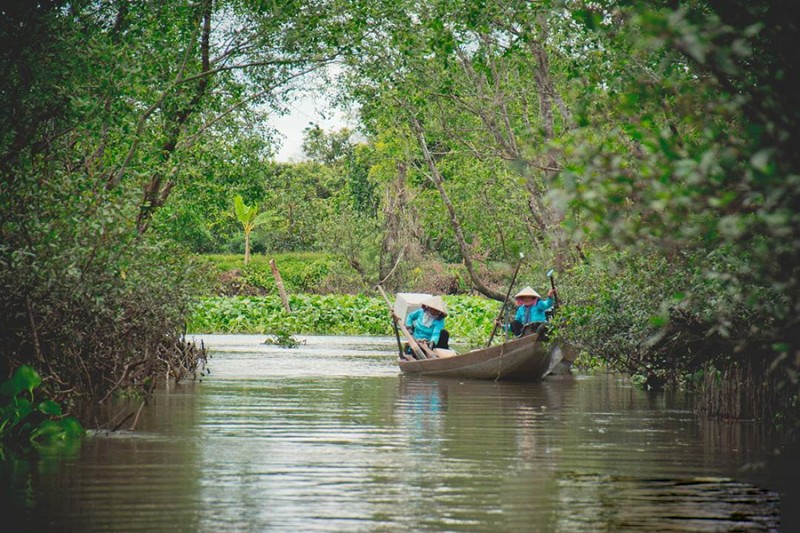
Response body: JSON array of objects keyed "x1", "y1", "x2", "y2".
[{"x1": 3, "y1": 334, "x2": 795, "y2": 532}]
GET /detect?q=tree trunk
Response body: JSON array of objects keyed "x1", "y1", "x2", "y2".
[
  {"x1": 136, "y1": 0, "x2": 212, "y2": 233},
  {"x1": 378, "y1": 162, "x2": 408, "y2": 286},
  {"x1": 408, "y1": 113, "x2": 505, "y2": 301}
]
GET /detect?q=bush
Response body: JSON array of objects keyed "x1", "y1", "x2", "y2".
[
  {"x1": 559, "y1": 248, "x2": 787, "y2": 389},
  {"x1": 202, "y1": 253, "x2": 516, "y2": 297},
  {"x1": 1, "y1": 234, "x2": 209, "y2": 414}
]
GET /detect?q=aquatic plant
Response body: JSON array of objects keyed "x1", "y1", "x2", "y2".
[
  {"x1": 188, "y1": 293, "x2": 498, "y2": 348},
  {"x1": 262, "y1": 328, "x2": 306, "y2": 348},
  {"x1": 0, "y1": 365, "x2": 84, "y2": 457}
]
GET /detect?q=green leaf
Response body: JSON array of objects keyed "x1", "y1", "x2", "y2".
[
  {"x1": 60, "y1": 417, "x2": 85, "y2": 439},
  {"x1": 38, "y1": 400, "x2": 63, "y2": 417},
  {"x1": 30, "y1": 420, "x2": 63, "y2": 442},
  {"x1": 0, "y1": 365, "x2": 42, "y2": 398}
]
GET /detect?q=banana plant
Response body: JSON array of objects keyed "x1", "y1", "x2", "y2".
[{"x1": 233, "y1": 195, "x2": 276, "y2": 264}]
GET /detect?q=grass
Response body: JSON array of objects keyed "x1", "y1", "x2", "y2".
[{"x1": 203, "y1": 252, "x2": 333, "y2": 272}]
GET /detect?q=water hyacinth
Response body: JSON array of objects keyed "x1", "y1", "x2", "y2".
[{"x1": 188, "y1": 294, "x2": 499, "y2": 347}]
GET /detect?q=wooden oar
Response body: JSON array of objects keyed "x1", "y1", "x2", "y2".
[
  {"x1": 547, "y1": 269, "x2": 558, "y2": 312},
  {"x1": 389, "y1": 317, "x2": 404, "y2": 359},
  {"x1": 486, "y1": 252, "x2": 525, "y2": 347},
  {"x1": 376, "y1": 285, "x2": 433, "y2": 360}
]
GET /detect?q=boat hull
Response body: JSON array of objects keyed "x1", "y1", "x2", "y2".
[{"x1": 397, "y1": 333, "x2": 561, "y2": 381}]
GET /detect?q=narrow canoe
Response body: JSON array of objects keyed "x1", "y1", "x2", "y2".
[{"x1": 397, "y1": 333, "x2": 563, "y2": 382}]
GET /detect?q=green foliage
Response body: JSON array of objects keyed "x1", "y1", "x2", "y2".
[
  {"x1": 204, "y1": 251, "x2": 498, "y2": 297},
  {"x1": 188, "y1": 294, "x2": 498, "y2": 344},
  {"x1": 0, "y1": 185, "x2": 210, "y2": 403},
  {"x1": 558, "y1": 248, "x2": 786, "y2": 383},
  {"x1": 152, "y1": 136, "x2": 274, "y2": 253},
  {"x1": 0, "y1": 0, "x2": 278, "y2": 421},
  {"x1": 189, "y1": 294, "x2": 388, "y2": 335},
  {"x1": 442, "y1": 296, "x2": 499, "y2": 348},
  {"x1": 234, "y1": 195, "x2": 262, "y2": 227},
  {"x1": 234, "y1": 194, "x2": 276, "y2": 264},
  {"x1": 302, "y1": 129, "x2": 381, "y2": 219},
  {"x1": 557, "y1": 251, "x2": 681, "y2": 375},
  {"x1": 302, "y1": 125, "x2": 354, "y2": 166},
  {"x1": 254, "y1": 162, "x2": 344, "y2": 253},
  {"x1": 555, "y1": 2, "x2": 799, "y2": 399},
  {"x1": 1, "y1": 366, "x2": 84, "y2": 456},
  {"x1": 205, "y1": 252, "x2": 340, "y2": 294}
]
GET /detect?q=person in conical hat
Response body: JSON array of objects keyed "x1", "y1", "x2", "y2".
[
  {"x1": 405, "y1": 294, "x2": 450, "y2": 351},
  {"x1": 506, "y1": 285, "x2": 556, "y2": 338}
]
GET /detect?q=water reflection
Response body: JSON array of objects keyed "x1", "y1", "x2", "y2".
[{"x1": 1, "y1": 335, "x2": 792, "y2": 532}]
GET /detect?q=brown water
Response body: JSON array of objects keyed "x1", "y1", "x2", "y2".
[{"x1": 2, "y1": 334, "x2": 797, "y2": 532}]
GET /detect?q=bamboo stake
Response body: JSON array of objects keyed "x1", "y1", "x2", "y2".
[{"x1": 269, "y1": 258, "x2": 291, "y2": 313}]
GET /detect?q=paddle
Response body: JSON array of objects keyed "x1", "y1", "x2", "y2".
[
  {"x1": 389, "y1": 313, "x2": 404, "y2": 358},
  {"x1": 541, "y1": 269, "x2": 565, "y2": 376},
  {"x1": 486, "y1": 252, "x2": 525, "y2": 347},
  {"x1": 376, "y1": 285, "x2": 433, "y2": 360},
  {"x1": 547, "y1": 269, "x2": 558, "y2": 312}
]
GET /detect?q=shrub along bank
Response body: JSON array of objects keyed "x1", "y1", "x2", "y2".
[{"x1": 560, "y1": 249, "x2": 797, "y2": 427}]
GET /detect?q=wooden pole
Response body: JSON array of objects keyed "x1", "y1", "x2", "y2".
[
  {"x1": 487, "y1": 252, "x2": 524, "y2": 347},
  {"x1": 547, "y1": 269, "x2": 558, "y2": 311},
  {"x1": 269, "y1": 259, "x2": 291, "y2": 313}
]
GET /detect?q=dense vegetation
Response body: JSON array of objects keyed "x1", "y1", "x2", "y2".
[
  {"x1": 189, "y1": 293, "x2": 500, "y2": 348},
  {"x1": 2, "y1": 0, "x2": 797, "y2": 437}
]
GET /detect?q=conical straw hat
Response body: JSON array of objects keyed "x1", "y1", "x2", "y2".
[
  {"x1": 514, "y1": 286, "x2": 541, "y2": 299},
  {"x1": 423, "y1": 295, "x2": 448, "y2": 316}
]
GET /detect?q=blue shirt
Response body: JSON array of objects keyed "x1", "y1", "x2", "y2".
[
  {"x1": 406, "y1": 308, "x2": 445, "y2": 345},
  {"x1": 514, "y1": 297, "x2": 554, "y2": 324}
]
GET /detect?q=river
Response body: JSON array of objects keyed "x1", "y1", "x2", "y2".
[{"x1": 2, "y1": 334, "x2": 797, "y2": 532}]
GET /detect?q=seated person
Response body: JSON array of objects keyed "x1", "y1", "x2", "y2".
[
  {"x1": 405, "y1": 295, "x2": 449, "y2": 357},
  {"x1": 508, "y1": 286, "x2": 556, "y2": 338}
]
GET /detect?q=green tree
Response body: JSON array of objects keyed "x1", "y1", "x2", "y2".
[
  {"x1": 558, "y1": 2, "x2": 798, "y2": 375},
  {"x1": 332, "y1": 0, "x2": 798, "y2": 418},
  {"x1": 152, "y1": 135, "x2": 272, "y2": 253},
  {"x1": 0, "y1": 0, "x2": 354, "y2": 422},
  {"x1": 335, "y1": 0, "x2": 581, "y2": 297}
]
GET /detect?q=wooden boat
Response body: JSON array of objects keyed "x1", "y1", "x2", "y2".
[{"x1": 397, "y1": 332, "x2": 563, "y2": 382}]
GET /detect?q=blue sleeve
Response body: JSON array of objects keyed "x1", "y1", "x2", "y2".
[
  {"x1": 539, "y1": 297, "x2": 554, "y2": 311},
  {"x1": 513, "y1": 306, "x2": 524, "y2": 322},
  {"x1": 406, "y1": 309, "x2": 420, "y2": 328}
]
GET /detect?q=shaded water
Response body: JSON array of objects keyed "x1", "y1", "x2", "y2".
[{"x1": 3, "y1": 335, "x2": 797, "y2": 532}]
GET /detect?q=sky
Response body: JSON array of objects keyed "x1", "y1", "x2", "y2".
[
  {"x1": 268, "y1": 91, "x2": 355, "y2": 162},
  {"x1": 266, "y1": 63, "x2": 363, "y2": 162}
]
